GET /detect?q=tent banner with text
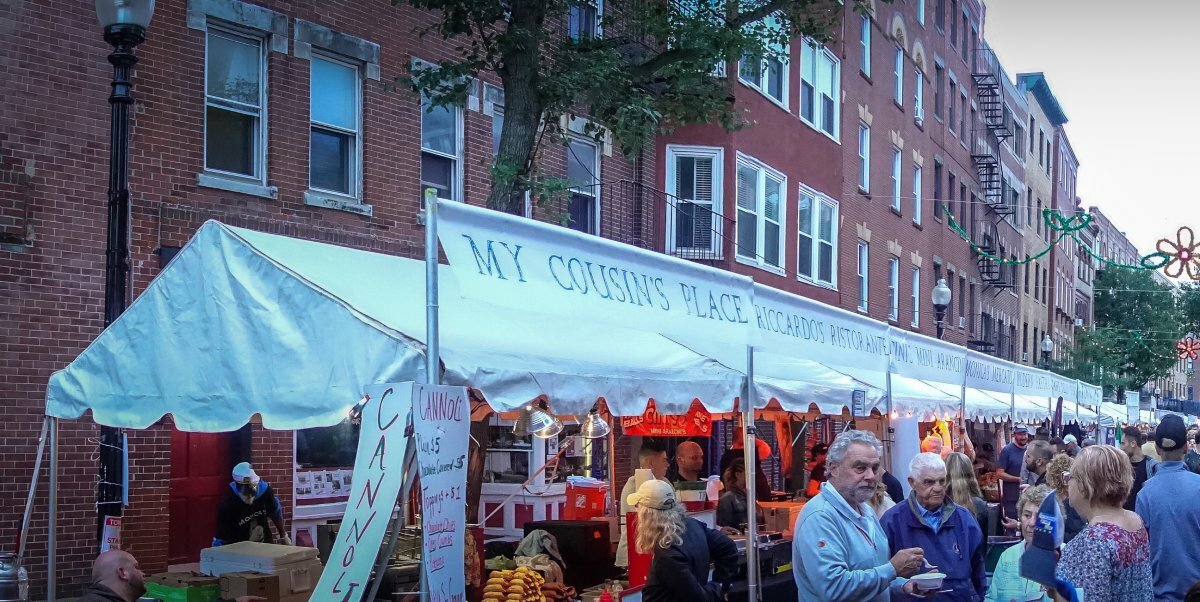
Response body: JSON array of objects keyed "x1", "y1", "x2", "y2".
[
  {"x1": 752, "y1": 284, "x2": 889, "y2": 372},
  {"x1": 436, "y1": 201, "x2": 756, "y2": 345},
  {"x1": 620, "y1": 400, "x2": 713, "y2": 437},
  {"x1": 414, "y1": 383, "x2": 471, "y2": 602},
  {"x1": 311, "y1": 383, "x2": 413, "y2": 602}
]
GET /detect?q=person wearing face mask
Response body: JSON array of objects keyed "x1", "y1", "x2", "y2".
[
  {"x1": 880, "y1": 452, "x2": 986, "y2": 601},
  {"x1": 213, "y1": 462, "x2": 290, "y2": 547}
]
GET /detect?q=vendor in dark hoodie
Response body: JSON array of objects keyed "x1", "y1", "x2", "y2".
[
  {"x1": 880, "y1": 452, "x2": 985, "y2": 601},
  {"x1": 213, "y1": 462, "x2": 291, "y2": 546},
  {"x1": 79, "y1": 550, "x2": 263, "y2": 602}
]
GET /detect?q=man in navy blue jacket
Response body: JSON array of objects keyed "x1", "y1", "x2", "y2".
[{"x1": 881, "y1": 452, "x2": 985, "y2": 601}]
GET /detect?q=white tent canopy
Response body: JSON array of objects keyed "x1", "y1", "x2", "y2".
[{"x1": 45, "y1": 221, "x2": 745, "y2": 430}]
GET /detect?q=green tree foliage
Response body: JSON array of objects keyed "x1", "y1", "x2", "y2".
[
  {"x1": 398, "y1": 0, "x2": 871, "y2": 211},
  {"x1": 1059, "y1": 268, "x2": 1181, "y2": 400}
]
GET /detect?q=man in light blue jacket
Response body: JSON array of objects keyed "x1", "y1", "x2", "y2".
[{"x1": 793, "y1": 430, "x2": 929, "y2": 601}]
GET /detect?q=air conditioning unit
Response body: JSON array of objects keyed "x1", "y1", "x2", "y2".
[
  {"x1": 1074, "y1": 318, "x2": 1085, "y2": 327},
  {"x1": 958, "y1": 317, "x2": 967, "y2": 328}
]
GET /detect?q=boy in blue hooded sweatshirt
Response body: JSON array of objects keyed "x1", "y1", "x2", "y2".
[{"x1": 214, "y1": 462, "x2": 291, "y2": 546}]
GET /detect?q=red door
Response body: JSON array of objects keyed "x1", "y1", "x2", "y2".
[{"x1": 169, "y1": 430, "x2": 235, "y2": 564}]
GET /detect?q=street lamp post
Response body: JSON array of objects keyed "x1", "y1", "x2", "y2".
[
  {"x1": 1040, "y1": 334, "x2": 1055, "y2": 369},
  {"x1": 94, "y1": 0, "x2": 154, "y2": 548},
  {"x1": 931, "y1": 278, "x2": 952, "y2": 339}
]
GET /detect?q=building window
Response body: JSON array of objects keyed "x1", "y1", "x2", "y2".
[
  {"x1": 801, "y1": 41, "x2": 841, "y2": 138},
  {"x1": 911, "y1": 266, "x2": 921, "y2": 327},
  {"x1": 420, "y1": 96, "x2": 461, "y2": 202},
  {"x1": 935, "y1": 0, "x2": 945, "y2": 29},
  {"x1": 890, "y1": 148, "x2": 902, "y2": 211},
  {"x1": 889, "y1": 257, "x2": 900, "y2": 321},
  {"x1": 947, "y1": 172, "x2": 957, "y2": 219},
  {"x1": 950, "y1": 0, "x2": 958, "y2": 45},
  {"x1": 859, "y1": 14, "x2": 871, "y2": 77},
  {"x1": 1024, "y1": 262, "x2": 1031, "y2": 294},
  {"x1": 486, "y1": 84, "x2": 505, "y2": 156},
  {"x1": 736, "y1": 156, "x2": 786, "y2": 270},
  {"x1": 666, "y1": 146, "x2": 723, "y2": 257},
  {"x1": 1013, "y1": 121, "x2": 1026, "y2": 157},
  {"x1": 914, "y1": 69, "x2": 924, "y2": 124},
  {"x1": 959, "y1": 92, "x2": 968, "y2": 142},
  {"x1": 566, "y1": 137, "x2": 600, "y2": 234},
  {"x1": 933, "y1": 161, "x2": 943, "y2": 218},
  {"x1": 1038, "y1": 128, "x2": 1046, "y2": 165},
  {"x1": 740, "y1": 16, "x2": 788, "y2": 107},
  {"x1": 857, "y1": 241, "x2": 869, "y2": 311},
  {"x1": 798, "y1": 187, "x2": 838, "y2": 285},
  {"x1": 958, "y1": 275, "x2": 966, "y2": 325},
  {"x1": 309, "y1": 55, "x2": 360, "y2": 197},
  {"x1": 947, "y1": 77, "x2": 957, "y2": 132},
  {"x1": 961, "y1": 13, "x2": 969, "y2": 62},
  {"x1": 912, "y1": 164, "x2": 922, "y2": 225},
  {"x1": 204, "y1": 28, "x2": 266, "y2": 180},
  {"x1": 858, "y1": 124, "x2": 870, "y2": 192},
  {"x1": 917, "y1": 0, "x2": 926, "y2": 25},
  {"x1": 893, "y1": 46, "x2": 904, "y2": 106},
  {"x1": 568, "y1": 0, "x2": 601, "y2": 40}
]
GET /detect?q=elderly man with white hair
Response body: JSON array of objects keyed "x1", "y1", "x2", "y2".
[
  {"x1": 880, "y1": 452, "x2": 986, "y2": 601},
  {"x1": 793, "y1": 430, "x2": 928, "y2": 601}
]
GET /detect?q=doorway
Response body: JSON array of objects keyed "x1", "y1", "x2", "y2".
[{"x1": 168, "y1": 426, "x2": 250, "y2": 565}]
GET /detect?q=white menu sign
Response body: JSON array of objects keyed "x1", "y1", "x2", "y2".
[{"x1": 415, "y1": 384, "x2": 471, "y2": 602}]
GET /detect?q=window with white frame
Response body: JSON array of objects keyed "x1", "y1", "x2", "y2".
[
  {"x1": 912, "y1": 164, "x2": 922, "y2": 225},
  {"x1": 798, "y1": 186, "x2": 837, "y2": 285},
  {"x1": 889, "y1": 257, "x2": 900, "y2": 320},
  {"x1": 857, "y1": 124, "x2": 870, "y2": 192},
  {"x1": 913, "y1": 69, "x2": 924, "y2": 123},
  {"x1": 420, "y1": 96, "x2": 461, "y2": 202},
  {"x1": 947, "y1": 76, "x2": 957, "y2": 132},
  {"x1": 309, "y1": 55, "x2": 360, "y2": 197},
  {"x1": 205, "y1": 28, "x2": 266, "y2": 180},
  {"x1": 857, "y1": 241, "x2": 869, "y2": 311},
  {"x1": 666, "y1": 146, "x2": 723, "y2": 257},
  {"x1": 568, "y1": 0, "x2": 602, "y2": 40},
  {"x1": 485, "y1": 84, "x2": 505, "y2": 156},
  {"x1": 917, "y1": 0, "x2": 926, "y2": 24},
  {"x1": 801, "y1": 40, "x2": 840, "y2": 138},
  {"x1": 890, "y1": 148, "x2": 902, "y2": 210},
  {"x1": 911, "y1": 266, "x2": 921, "y2": 326},
  {"x1": 739, "y1": 17, "x2": 788, "y2": 107},
  {"x1": 566, "y1": 137, "x2": 600, "y2": 234},
  {"x1": 893, "y1": 46, "x2": 904, "y2": 106},
  {"x1": 735, "y1": 156, "x2": 785, "y2": 270},
  {"x1": 859, "y1": 14, "x2": 871, "y2": 77}
]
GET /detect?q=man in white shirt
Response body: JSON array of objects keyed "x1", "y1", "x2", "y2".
[{"x1": 615, "y1": 442, "x2": 670, "y2": 568}]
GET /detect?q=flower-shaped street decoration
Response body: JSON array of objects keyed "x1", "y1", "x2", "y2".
[
  {"x1": 1157, "y1": 227, "x2": 1200, "y2": 280},
  {"x1": 1178, "y1": 337, "x2": 1200, "y2": 361}
]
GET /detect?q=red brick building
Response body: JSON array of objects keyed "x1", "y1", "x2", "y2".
[{"x1": 1, "y1": 0, "x2": 649, "y2": 595}]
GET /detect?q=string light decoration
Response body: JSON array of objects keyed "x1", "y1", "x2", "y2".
[
  {"x1": 1177, "y1": 336, "x2": 1200, "y2": 361},
  {"x1": 942, "y1": 204, "x2": 1171, "y2": 272},
  {"x1": 1157, "y1": 227, "x2": 1200, "y2": 280}
]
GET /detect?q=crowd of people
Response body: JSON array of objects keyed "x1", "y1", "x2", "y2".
[{"x1": 626, "y1": 414, "x2": 1200, "y2": 602}]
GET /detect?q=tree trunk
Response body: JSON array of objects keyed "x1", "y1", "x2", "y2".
[{"x1": 487, "y1": 0, "x2": 547, "y2": 213}]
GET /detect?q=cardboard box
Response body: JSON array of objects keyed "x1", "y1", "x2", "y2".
[
  {"x1": 758, "y1": 501, "x2": 804, "y2": 534},
  {"x1": 144, "y1": 573, "x2": 220, "y2": 602},
  {"x1": 219, "y1": 572, "x2": 280, "y2": 602}
]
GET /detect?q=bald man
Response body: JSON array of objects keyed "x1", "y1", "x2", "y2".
[
  {"x1": 78, "y1": 550, "x2": 145, "y2": 602},
  {"x1": 673, "y1": 441, "x2": 706, "y2": 483},
  {"x1": 79, "y1": 550, "x2": 264, "y2": 602}
]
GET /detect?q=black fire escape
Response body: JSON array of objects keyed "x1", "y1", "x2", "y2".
[{"x1": 967, "y1": 47, "x2": 1015, "y2": 354}]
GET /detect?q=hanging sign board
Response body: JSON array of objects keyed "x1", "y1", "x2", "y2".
[
  {"x1": 437, "y1": 201, "x2": 755, "y2": 345},
  {"x1": 99, "y1": 516, "x2": 121, "y2": 553},
  {"x1": 311, "y1": 383, "x2": 413, "y2": 602},
  {"x1": 413, "y1": 383, "x2": 471, "y2": 602},
  {"x1": 621, "y1": 400, "x2": 712, "y2": 437}
]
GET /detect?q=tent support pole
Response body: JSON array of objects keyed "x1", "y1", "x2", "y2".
[
  {"x1": 884, "y1": 363, "x2": 894, "y2": 474},
  {"x1": 19, "y1": 417, "x2": 50, "y2": 565},
  {"x1": 742, "y1": 346, "x2": 760, "y2": 601},
  {"x1": 959, "y1": 365, "x2": 969, "y2": 441},
  {"x1": 48, "y1": 417, "x2": 58, "y2": 602},
  {"x1": 419, "y1": 195, "x2": 440, "y2": 602}
]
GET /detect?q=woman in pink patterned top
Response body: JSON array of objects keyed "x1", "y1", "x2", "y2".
[{"x1": 1054, "y1": 445, "x2": 1152, "y2": 602}]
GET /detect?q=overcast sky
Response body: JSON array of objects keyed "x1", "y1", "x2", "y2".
[{"x1": 983, "y1": 0, "x2": 1200, "y2": 257}]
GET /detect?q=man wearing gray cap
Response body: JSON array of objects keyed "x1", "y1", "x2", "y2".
[
  {"x1": 1136, "y1": 414, "x2": 1200, "y2": 601},
  {"x1": 995, "y1": 424, "x2": 1029, "y2": 523}
]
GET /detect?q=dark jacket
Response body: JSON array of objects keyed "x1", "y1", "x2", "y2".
[
  {"x1": 78, "y1": 584, "x2": 126, "y2": 602},
  {"x1": 882, "y1": 471, "x2": 905, "y2": 504},
  {"x1": 715, "y1": 487, "x2": 748, "y2": 530},
  {"x1": 719, "y1": 448, "x2": 772, "y2": 502},
  {"x1": 214, "y1": 481, "x2": 283, "y2": 546},
  {"x1": 880, "y1": 495, "x2": 986, "y2": 602},
  {"x1": 643, "y1": 517, "x2": 739, "y2": 602}
]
